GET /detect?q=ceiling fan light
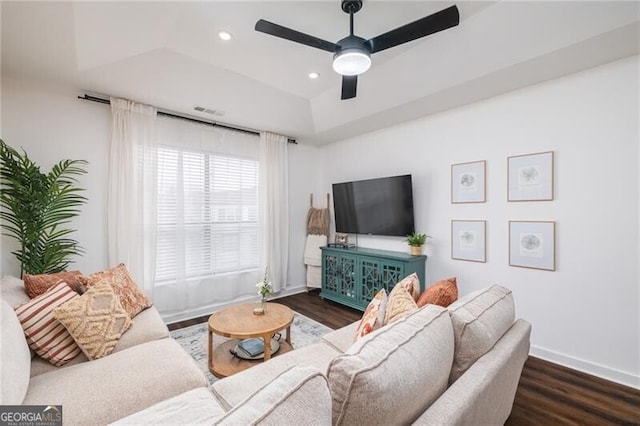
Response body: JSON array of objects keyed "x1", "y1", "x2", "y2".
[{"x1": 332, "y1": 49, "x2": 371, "y2": 76}]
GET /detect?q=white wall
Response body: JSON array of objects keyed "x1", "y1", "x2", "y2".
[
  {"x1": 316, "y1": 56, "x2": 639, "y2": 388},
  {"x1": 287, "y1": 142, "x2": 324, "y2": 290},
  {"x1": 1, "y1": 76, "x2": 110, "y2": 276}
]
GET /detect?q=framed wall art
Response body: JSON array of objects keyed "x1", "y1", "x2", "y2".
[
  {"x1": 508, "y1": 151, "x2": 554, "y2": 201},
  {"x1": 509, "y1": 221, "x2": 556, "y2": 271},
  {"x1": 451, "y1": 220, "x2": 486, "y2": 263},
  {"x1": 451, "y1": 160, "x2": 486, "y2": 203}
]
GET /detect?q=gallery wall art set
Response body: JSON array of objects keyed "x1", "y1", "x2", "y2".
[{"x1": 450, "y1": 151, "x2": 556, "y2": 271}]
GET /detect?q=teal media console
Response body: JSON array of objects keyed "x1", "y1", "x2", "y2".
[{"x1": 320, "y1": 246, "x2": 427, "y2": 311}]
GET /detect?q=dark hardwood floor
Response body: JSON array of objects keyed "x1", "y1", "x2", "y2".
[
  {"x1": 166, "y1": 290, "x2": 362, "y2": 332},
  {"x1": 507, "y1": 356, "x2": 640, "y2": 426},
  {"x1": 168, "y1": 290, "x2": 640, "y2": 425},
  {"x1": 274, "y1": 289, "x2": 362, "y2": 329}
]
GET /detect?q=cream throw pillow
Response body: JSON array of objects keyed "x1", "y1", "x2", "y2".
[
  {"x1": 54, "y1": 282, "x2": 132, "y2": 360},
  {"x1": 384, "y1": 283, "x2": 418, "y2": 324}
]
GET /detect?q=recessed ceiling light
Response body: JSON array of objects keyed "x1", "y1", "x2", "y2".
[
  {"x1": 308, "y1": 72, "x2": 319, "y2": 79},
  {"x1": 218, "y1": 31, "x2": 232, "y2": 41}
]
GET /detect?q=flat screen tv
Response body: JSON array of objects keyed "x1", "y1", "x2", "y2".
[{"x1": 332, "y1": 174, "x2": 415, "y2": 237}]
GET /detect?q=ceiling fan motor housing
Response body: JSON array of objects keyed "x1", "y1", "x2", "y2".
[
  {"x1": 333, "y1": 35, "x2": 371, "y2": 76},
  {"x1": 341, "y1": 0, "x2": 363, "y2": 14}
]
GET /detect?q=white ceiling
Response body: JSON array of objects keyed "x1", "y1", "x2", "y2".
[{"x1": 2, "y1": 1, "x2": 639, "y2": 145}]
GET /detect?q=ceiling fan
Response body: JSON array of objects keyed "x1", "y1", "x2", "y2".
[{"x1": 255, "y1": 1, "x2": 460, "y2": 100}]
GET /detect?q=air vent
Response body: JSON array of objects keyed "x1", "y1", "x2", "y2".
[{"x1": 194, "y1": 106, "x2": 225, "y2": 116}]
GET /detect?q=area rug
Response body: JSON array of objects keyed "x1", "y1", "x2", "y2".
[{"x1": 170, "y1": 311, "x2": 333, "y2": 385}]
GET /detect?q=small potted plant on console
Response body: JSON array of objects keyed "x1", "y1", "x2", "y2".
[{"x1": 406, "y1": 232, "x2": 430, "y2": 256}]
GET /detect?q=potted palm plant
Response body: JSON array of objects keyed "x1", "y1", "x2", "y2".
[
  {"x1": 406, "y1": 232, "x2": 430, "y2": 256},
  {"x1": 0, "y1": 139, "x2": 88, "y2": 276}
]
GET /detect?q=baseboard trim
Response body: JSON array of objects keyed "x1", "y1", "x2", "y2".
[
  {"x1": 161, "y1": 284, "x2": 308, "y2": 325},
  {"x1": 271, "y1": 285, "x2": 309, "y2": 300},
  {"x1": 530, "y1": 345, "x2": 639, "y2": 390}
]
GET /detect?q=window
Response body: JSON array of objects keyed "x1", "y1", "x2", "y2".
[{"x1": 155, "y1": 146, "x2": 259, "y2": 284}]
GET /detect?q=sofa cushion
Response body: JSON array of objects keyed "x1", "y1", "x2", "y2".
[
  {"x1": 212, "y1": 342, "x2": 341, "y2": 410},
  {"x1": 384, "y1": 282, "x2": 418, "y2": 324},
  {"x1": 53, "y1": 282, "x2": 132, "y2": 360},
  {"x1": 417, "y1": 277, "x2": 458, "y2": 308},
  {"x1": 112, "y1": 388, "x2": 225, "y2": 425},
  {"x1": 14, "y1": 281, "x2": 82, "y2": 366},
  {"x1": 447, "y1": 285, "x2": 515, "y2": 383},
  {"x1": 1, "y1": 275, "x2": 31, "y2": 308},
  {"x1": 81, "y1": 263, "x2": 152, "y2": 318},
  {"x1": 415, "y1": 319, "x2": 531, "y2": 426},
  {"x1": 30, "y1": 306, "x2": 169, "y2": 377},
  {"x1": 354, "y1": 289, "x2": 387, "y2": 340},
  {"x1": 0, "y1": 276, "x2": 35, "y2": 360},
  {"x1": 114, "y1": 305, "x2": 169, "y2": 350},
  {"x1": 322, "y1": 322, "x2": 358, "y2": 353},
  {"x1": 217, "y1": 365, "x2": 332, "y2": 425},
  {"x1": 30, "y1": 351, "x2": 87, "y2": 377},
  {"x1": 327, "y1": 305, "x2": 454, "y2": 426},
  {"x1": 23, "y1": 338, "x2": 208, "y2": 425},
  {"x1": 0, "y1": 300, "x2": 31, "y2": 404},
  {"x1": 23, "y1": 271, "x2": 85, "y2": 299}
]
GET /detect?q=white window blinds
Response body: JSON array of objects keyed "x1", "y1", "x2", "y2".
[{"x1": 154, "y1": 119, "x2": 260, "y2": 286}]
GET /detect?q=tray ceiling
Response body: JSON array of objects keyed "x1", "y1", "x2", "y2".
[{"x1": 2, "y1": 1, "x2": 638, "y2": 144}]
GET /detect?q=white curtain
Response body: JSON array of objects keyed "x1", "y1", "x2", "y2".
[
  {"x1": 152, "y1": 117, "x2": 261, "y2": 316},
  {"x1": 259, "y1": 132, "x2": 289, "y2": 292},
  {"x1": 108, "y1": 102, "x2": 287, "y2": 319},
  {"x1": 108, "y1": 98, "x2": 157, "y2": 296}
]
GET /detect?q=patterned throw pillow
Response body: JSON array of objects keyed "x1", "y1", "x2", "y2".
[
  {"x1": 80, "y1": 264, "x2": 152, "y2": 318},
  {"x1": 394, "y1": 273, "x2": 421, "y2": 302},
  {"x1": 53, "y1": 282, "x2": 132, "y2": 360},
  {"x1": 417, "y1": 277, "x2": 458, "y2": 308},
  {"x1": 14, "y1": 281, "x2": 82, "y2": 366},
  {"x1": 23, "y1": 271, "x2": 85, "y2": 299},
  {"x1": 384, "y1": 283, "x2": 418, "y2": 325},
  {"x1": 354, "y1": 289, "x2": 388, "y2": 340}
]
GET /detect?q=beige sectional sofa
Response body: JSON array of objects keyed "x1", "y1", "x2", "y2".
[
  {"x1": 118, "y1": 284, "x2": 532, "y2": 425},
  {"x1": 0, "y1": 275, "x2": 208, "y2": 425}
]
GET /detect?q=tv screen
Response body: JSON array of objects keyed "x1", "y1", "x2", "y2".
[{"x1": 333, "y1": 175, "x2": 415, "y2": 237}]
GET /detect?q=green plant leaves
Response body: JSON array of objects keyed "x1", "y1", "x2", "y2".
[
  {"x1": 0, "y1": 139, "x2": 88, "y2": 276},
  {"x1": 405, "y1": 232, "x2": 430, "y2": 247}
]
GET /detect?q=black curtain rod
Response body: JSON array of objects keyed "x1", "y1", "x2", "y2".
[{"x1": 77, "y1": 94, "x2": 297, "y2": 144}]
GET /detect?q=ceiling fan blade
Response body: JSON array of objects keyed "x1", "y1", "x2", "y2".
[
  {"x1": 341, "y1": 75, "x2": 358, "y2": 100},
  {"x1": 367, "y1": 5, "x2": 459, "y2": 54},
  {"x1": 255, "y1": 19, "x2": 338, "y2": 53}
]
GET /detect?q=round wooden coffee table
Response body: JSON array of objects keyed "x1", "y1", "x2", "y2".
[{"x1": 208, "y1": 302, "x2": 294, "y2": 378}]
